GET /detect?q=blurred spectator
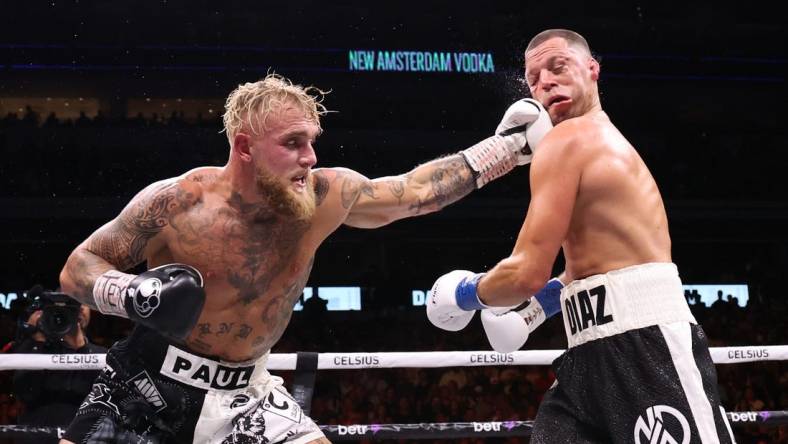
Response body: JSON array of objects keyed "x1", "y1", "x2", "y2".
[{"x1": 5, "y1": 286, "x2": 106, "y2": 444}]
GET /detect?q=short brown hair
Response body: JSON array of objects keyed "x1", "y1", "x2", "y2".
[
  {"x1": 222, "y1": 73, "x2": 328, "y2": 143},
  {"x1": 525, "y1": 29, "x2": 592, "y2": 57}
]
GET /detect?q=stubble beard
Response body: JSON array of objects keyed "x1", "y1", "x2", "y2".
[{"x1": 255, "y1": 166, "x2": 317, "y2": 221}]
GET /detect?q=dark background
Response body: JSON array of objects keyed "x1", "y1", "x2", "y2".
[
  {"x1": 0, "y1": 1, "x2": 786, "y2": 442},
  {"x1": 1, "y1": 1, "x2": 785, "y2": 294}
]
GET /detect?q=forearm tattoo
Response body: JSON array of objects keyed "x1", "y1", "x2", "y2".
[
  {"x1": 315, "y1": 158, "x2": 474, "y2": 221},
  {"x1": 430, "y1": 155, "x2": 476, "y2": 205},
  {"x1": 407, "y1": 155, "x2": 475, "y2": 214},
  {"x1": 387, "y1": 179, "x2": 405, "y2": 205}
]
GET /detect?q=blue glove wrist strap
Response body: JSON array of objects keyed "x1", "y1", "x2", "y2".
[
  {"x1": 455, "y1": 273, "x2": 487, "y2": 311},
  {"x1": 533, "y1": 278, "x2": 564, "y2": 318}
]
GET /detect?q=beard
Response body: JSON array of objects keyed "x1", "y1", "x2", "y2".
[{"x1": 255, "y1": 166, "x2": 316, "y2": 221}]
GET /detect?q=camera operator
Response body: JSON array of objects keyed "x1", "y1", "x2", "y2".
[{"x1": 9, "y1": 286, "x2": 106, "y2": 443}]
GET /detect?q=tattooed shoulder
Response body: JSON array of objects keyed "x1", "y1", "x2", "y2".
[
  {"x1": 331, "y1": 168, "x2": 378, "y2": 209},
  {"x1": 189, "y1": 173, "x2": 218, "y2": 183},
  {"x1": 314, "y1": 168, "x2": 379, "y2": 209},
  {"x1": 126, "y1": 179, "x2": 201, "y2": 228},
  {"x1": 86, "y1": 178, "x2": 200, "y2": 269}
]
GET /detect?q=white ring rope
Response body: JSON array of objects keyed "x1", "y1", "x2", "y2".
[{"x1": 0, "y1": 345, "x2": 785, "y2": 371}]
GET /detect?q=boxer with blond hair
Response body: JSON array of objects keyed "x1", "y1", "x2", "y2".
[{"x1": 59, "y1": 73, "x2": 551, "y2": 443}]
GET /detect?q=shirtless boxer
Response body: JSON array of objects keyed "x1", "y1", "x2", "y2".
[
  {"x1": 427, "y1": 30, "x2": 736, "y2": 443},
  {"x1": 58, "y1": 73, "x2": 551, "y2": 443}
]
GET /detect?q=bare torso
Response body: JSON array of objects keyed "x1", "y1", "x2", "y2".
[
  {"x1": 62, "y1": 146, "x2": 476, "y2": 361},
  {"x1": 147, "y1": 167, "x2": 350, "y2": 361},
  {"x1": 562, "y1": 112, "x2": 671, "y2": 280}
]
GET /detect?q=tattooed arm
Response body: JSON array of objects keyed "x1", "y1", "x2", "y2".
[
  {"x1": 59, "y1": 179, "x2": 194, "y2": 309},
  {"x1": 326, "y1": 154, "x2": 476, "y2": 229}
]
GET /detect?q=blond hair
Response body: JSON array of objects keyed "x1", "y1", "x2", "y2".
[{"x1": 222, "y1": 73, "x2": 328, "y2": 143}]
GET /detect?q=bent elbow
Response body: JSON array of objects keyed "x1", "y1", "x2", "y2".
[
  {"x1": 59, "y1": 248, "x2": 88, "y2": 296},
  {"x1": 60, "y1": 264, "x2": 75, "y2": 294},
  {"x1": 512, "y1": 277, "x2": 536, "y2": 298},
  {"x1": 513, "y1": 272, "x2": 551, "y2": 299}
]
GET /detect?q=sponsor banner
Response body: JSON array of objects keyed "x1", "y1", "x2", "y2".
[
  {"x1": 710, "y1": 346, "x2": 786, "y2": 364},
  {"x1": 348, "y1": 50, "x2": 495, "y2": 74},
  {"x1": 316, "y1": 351, "x2": 561, "y2": 369},
  {"x1": 0, "y1": 353, "x2": 106, "y2": 370},
  {"x1": 724, "y1": 410, "x2": 788, "y2": 424},
  {"x1": 171, "y1": 346, "x2": 785, "y2": 370},
  {"x1": 330, "y1": 355, "x2": 381, "y2": 368},
  {"x1": 1, "y1": 413, "x2": 787, "y2": 440},
  {"x1": 50, "y1": 354, "x2": 103, "y2": 367},
  {"x1": 727, "y1": 411, "x2": 760, "y2": 423},
  {"x1": 1, "y1": 346, "x2": 785, "y2": 371},
  {"x1": 469, "y1": 353, "x2": 516, "y2": 365},
  {"x1": 324, "y1": 421, "x2": 530, "y2": 440}
]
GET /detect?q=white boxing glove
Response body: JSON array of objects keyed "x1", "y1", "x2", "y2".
[
  {"x1": 480, "y1": 278, "x2": 564, "y2": 353},
  {"x1": 495, "y1": 98, "x2": 553, "y2": 163},
  {"x1": 481, "y1": 308, "x2": 530, "y2": 354},
  {"x1": 461, "y1": 98, "x2": 553, "y2": 188},
  {"x1": 427, "y1": 270, "x2": 486, "y2": 331}
]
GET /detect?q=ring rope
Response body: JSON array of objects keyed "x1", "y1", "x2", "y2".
[
  {"x1": 1, "y1": 412, "x2": 786, "y2": 440},
  {"x1": 0, "y1": 345, "x2": 785, "y2": 371}
]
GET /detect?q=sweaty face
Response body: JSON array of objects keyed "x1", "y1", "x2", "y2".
[
  {"x1": 524, "y1": 37, "x2": 597, "y2": 124},
  {"x1": 249, "y1": 105, "x2": 321, "y2": 220}
]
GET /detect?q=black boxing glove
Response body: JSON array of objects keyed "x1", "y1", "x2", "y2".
[{"x1": 93, "y1": 264, "x2": 205, "y2": 340}]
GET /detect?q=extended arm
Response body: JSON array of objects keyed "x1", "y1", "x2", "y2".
[
  {"x1": 338, "y1": 154, "x2": 475, "y2": 228},
  {"x1": 343, "y1": 99, "x2": 553, "y2": 228}
]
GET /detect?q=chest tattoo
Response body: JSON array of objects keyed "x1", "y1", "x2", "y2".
[{"x1": 172, "y1": 193, "x2": 311, "y2": 305}]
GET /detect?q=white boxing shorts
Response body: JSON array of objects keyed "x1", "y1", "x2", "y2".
[{"x1": 530, "y1": 263, "x2": 737, "y2": 444}]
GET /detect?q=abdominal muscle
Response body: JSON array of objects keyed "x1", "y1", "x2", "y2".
[
  {"x1": 180, "y1": 269, "x2": 310, "y2": 362},
  {"x1": 149, "y1": 241, "x2": 315, "y2": 362}
]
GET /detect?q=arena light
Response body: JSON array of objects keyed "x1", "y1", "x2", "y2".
[
  {"x1": 683, "y1": 284, "x2": 749, "y2": 307},
  {"x1": 292, "y1": 286, "x2": 362, "y2": 311},
  {"x1": 0, "y1": 292, "x2": 18, "y2": 309}
]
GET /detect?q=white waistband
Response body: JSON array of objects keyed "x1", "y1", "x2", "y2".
[
  {"x1": 159, "y1": 345, "x2": 272, "y2": 392},
  {"x1": 560, "y1": 263, "x2": 696, "y2": 348}
]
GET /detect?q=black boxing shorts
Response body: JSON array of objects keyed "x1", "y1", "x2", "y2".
[
  {"x1": 64, "y1": 326, "x2": 323, "y2": 444},
  {"x1": 530, "y1": 263, "x2": 737, "y2": 444}
]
